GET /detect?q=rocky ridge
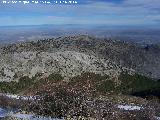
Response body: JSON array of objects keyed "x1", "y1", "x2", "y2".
[{"x1": 0, "y1": 35, "x2": 159, "y2": 82}]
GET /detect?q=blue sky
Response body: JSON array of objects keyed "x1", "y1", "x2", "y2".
[{"x1": 0, "y1": 0, "x2": 160, "y2": 27}]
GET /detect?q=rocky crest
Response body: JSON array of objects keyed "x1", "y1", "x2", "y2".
[{"x1": 0, "y1": 35, "x2": 159, "y2": 82}]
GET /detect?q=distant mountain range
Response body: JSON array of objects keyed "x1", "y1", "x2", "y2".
[{"x1": 0, "y1": 25, "x2": 160, "y2": 44}]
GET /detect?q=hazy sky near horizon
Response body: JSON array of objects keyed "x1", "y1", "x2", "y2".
[{"x1": 0, "y1": 0, "x2": 160, "y2": 27}]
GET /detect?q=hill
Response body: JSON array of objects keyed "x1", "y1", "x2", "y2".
[
  {"x1": 0, "y1": 35, "x2": 160, "y2": 82},
  {"x1": 1, "y1": 35, "x2": 160, "y2": 119}
]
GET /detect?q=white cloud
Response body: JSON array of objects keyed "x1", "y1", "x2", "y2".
[
  {"x1": 0, "y1": 0, "x2": 160, "y2": 25},
  {"x1": 124, "y1": 0, "x2": 160, "y2": 8}
]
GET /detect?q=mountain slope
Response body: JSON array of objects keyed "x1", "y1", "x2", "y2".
[{"x1": 0, "y1": 35, "x2": 159, "y2": 82}]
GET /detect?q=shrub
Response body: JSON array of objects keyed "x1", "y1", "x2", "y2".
[
  {"x1": 118, "y1": 72, "x2": 160, "y2": 94},
  {"x1": 47, "y1": 73, "x2": 63, "y2": 82},
  {"x1": 96, "y1": 80, "x2": 115, "y2": 93},
  {"x1": 0, "y1": 76, "x2": 33, "y2": 94},
  {"x1": 69, "y1": 72, "x2": 109, "y2": 85}
]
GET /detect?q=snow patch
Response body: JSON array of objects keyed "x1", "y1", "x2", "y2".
[
  {"x1": 12, "y1": 113, "x2": 63, "y2": 120},
  {"x1": 117, "y1": 105, "x2": 143, "y2": 111},
  {"x1": 12, "y1": 114, "x2": 34, "y2": 119},
  {"x1": 5, "y1": 94, "x2": 38, "y2": 101},
  {"x1": 155, "y1": 116, "x2": 160, "y2": 120}
]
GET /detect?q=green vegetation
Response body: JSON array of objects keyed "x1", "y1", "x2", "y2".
[
  {"x1": 69, "y1": 72, "x2": 109, "y2": 84},
  {"x1": 69, "y1": 72, "x2": 115, "y2": 94},
  {"x1": 0, "y1": 71, "x2": 160, "y2": 97},
  {"x1": 69, "y1": 72, "x2": 160, "y2": 95},
  {"x1": 96, "y1": 80, "x2": 115, "y2": 93},
  {"x1": 95, "y1": 72, "x2": 160, "y2": 95},
  {"x1": 48, "y1": 73, "x2": 63, "y2": 82},
  {"x1": 0, "y1": 76, "x2": 34, "y2": 94},
  {"x1": 0, "y1": 73, "x2": 63, "y2": 94},
  {"x1": 117, "y1": 72, "x2": 160, "y2": 94}
]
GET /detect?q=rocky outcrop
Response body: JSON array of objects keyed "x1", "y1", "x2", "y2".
[
  {"x1": 0, "y1": 50, "x2": 130, "y2": 81},
  {"x1": 0, "y1": 35, "x2": 159, "y2": 81}
]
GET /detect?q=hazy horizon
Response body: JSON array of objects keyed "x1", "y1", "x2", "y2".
[
  {"x1": 0, "y1": 24, "x2": 160, "y2": 45},
  {"x1": 0, "y1": 0, "x2": 160, "y2": 44}
]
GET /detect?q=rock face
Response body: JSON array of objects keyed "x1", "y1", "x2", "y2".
[
  {"x1": 0, "y1": 35, "x2": 159, "y2": 81},
  {"x1": 0, "y1": 50, "x2": 125, "y2": 81}
]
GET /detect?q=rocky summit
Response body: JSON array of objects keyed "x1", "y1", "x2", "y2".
[{"x1": 0, "y1": 35, "x2": 159, "y2": 82}]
